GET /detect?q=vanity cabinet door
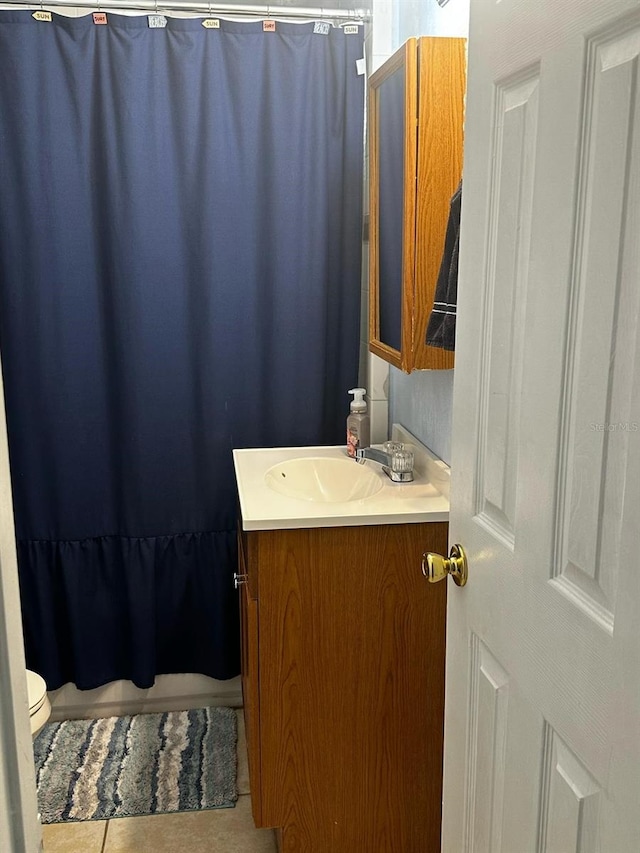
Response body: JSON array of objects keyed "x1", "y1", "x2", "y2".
[
  {"x1": 369, "y1": 37, "x2": 465, "y2": 372},
  {"x1": 252, "y1": 522, "x2": 449, "y2": 852}
]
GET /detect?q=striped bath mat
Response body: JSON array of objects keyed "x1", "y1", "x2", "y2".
[{"x1": 33, "y1": 707, "x2": 238, "y2": 823}]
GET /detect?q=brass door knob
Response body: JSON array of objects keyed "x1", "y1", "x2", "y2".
[{"x1": 421, "y1": 544, "x2": 468, "y2": 587}]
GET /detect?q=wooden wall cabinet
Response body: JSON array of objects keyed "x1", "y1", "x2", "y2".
[
  {"x1": 369, "y1": 37, "x2": 466, "y2": 372},
  {"x1": 238, "y1": 520, "x2": 448, "y2": 853}
]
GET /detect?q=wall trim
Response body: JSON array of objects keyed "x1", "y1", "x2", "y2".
[{"x1": 48, "y1": 674, "x2": 243, "y2": 722}]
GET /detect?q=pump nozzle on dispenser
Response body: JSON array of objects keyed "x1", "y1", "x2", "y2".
[{"x1": 348, "y1": 388, "x2": 367, "y2": 412}]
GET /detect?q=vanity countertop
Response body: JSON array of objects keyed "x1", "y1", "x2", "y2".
[{"x1": 233, "y1": 424, "x2": 450, "y2": 531}]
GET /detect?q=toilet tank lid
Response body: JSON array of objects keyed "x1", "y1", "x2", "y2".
[{"x1": 26, "y1": 669, "x2": 47, "y2": 712}]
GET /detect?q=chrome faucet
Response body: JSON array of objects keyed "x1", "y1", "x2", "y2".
[{"x1": 355, "y1": 442, "x2": 414, "y2": 483}]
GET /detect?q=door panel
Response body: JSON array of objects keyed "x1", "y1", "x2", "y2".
[
  {"x1": 475, "y1": 70, "x2": 538, "y2": 546},
  {"x1": 463, "y1": 637, "x2": 510, "y2": 853},
  {"x1": 538, "y1": 725, "x2": 602, "y2": 853},
  {"x1": 445, "y1": 1, "x2": 640, "y2": 851},
  {"x1": 553, "y1": 19, "x2": 640, "y2": 630}
]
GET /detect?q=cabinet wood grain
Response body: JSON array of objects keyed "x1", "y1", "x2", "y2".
[
  {"x1": 413, "y1": 37, "x2": 465, "y2": 370},
  {"x1": 240, "y1": 521, "x2": 448, "y2": 852}
]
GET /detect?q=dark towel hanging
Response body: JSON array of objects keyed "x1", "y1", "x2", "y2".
[{"x1": 426, "y1": 181, "x2": 462, "y2": 352}]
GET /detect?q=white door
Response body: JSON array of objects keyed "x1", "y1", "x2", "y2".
[{"x1": 443, "y1": 0, "x2": 640, "y2": 851}]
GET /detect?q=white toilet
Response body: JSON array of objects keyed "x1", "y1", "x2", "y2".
[{"x1": 26, "y1": 669, "x2": 51, "y2": 738}]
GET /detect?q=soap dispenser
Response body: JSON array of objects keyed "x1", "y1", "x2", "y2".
[{"x1": 346, "y1": 388, "x2": 371, "y2": 458}]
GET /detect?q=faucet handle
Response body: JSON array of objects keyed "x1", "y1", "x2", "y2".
[
  {"x1": 383, "y1": 442, "x2": 414, "y2": 475},
  {"x1": 383, "y1": 441, "x2": 403, "y2": 454}
]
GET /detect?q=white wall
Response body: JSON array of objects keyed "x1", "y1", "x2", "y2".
[
  {"x1": 360, "y1": 13, "x2": 391, "y2": 443},
  {"x1": 395, "y1": 0, "x2": 470, "y2": 43},
  {"x1": 367, "y1": 0, "x2": 470, "y2": 463},
  {"x1": 0, "y1": 358, "x2": 42, "y2": 851}
]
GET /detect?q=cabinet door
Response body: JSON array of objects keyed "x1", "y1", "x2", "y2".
[
  {"x1": 413, "y1": 37, "x2": 465, "y2": 370},
  {"x1": 258, "y1": 522, "x2": 448, "y2": 851},
  {"x1": 369, "y1": 37, "x2": 465, "y2": 372},
  {"x1": 369, "y1": 38, "x2": 418, "y2": 371}
]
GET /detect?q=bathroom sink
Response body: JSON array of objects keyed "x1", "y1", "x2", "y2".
[
  {"x1": 264, "y1": 456, "x2": 383, "y2": 503},
  {"x1": 233, "y1": 426, "x2": 450, "y2": 530}
]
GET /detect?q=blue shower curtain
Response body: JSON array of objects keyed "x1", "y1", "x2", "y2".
[{"x1": 0, "y1": 11, "x2": 364, "y2": 690}]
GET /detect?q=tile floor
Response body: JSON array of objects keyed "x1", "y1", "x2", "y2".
[{"x1": 41, "y1": 710, "x2": 277, "y2": 853}]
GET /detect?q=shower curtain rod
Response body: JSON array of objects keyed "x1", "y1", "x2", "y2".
[{"x1": 0, "y1": 0, "x2": 370, "y2": 20}]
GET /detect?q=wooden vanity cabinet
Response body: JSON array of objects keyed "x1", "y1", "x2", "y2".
[{"x1": 238, "y1": 520, "x2": 448, "y2": 853}]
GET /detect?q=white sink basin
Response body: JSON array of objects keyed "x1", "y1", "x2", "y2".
[
  {"x1": 265, "y1": 456, "x2": 383, "y2": 503},
  {"x1": 233, "y1": 426, "x2": 450, "y2": 530}
]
